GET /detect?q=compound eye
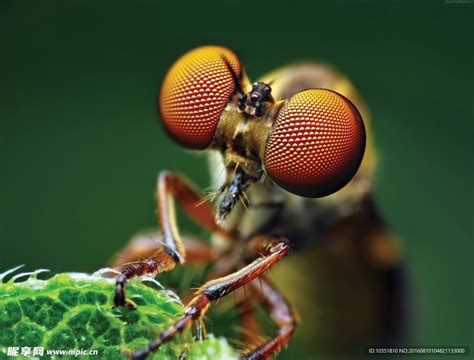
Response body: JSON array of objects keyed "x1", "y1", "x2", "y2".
[
  {"x1": 159, "y1": 46, "x2": 241, "y2": 149},
  {"x1": 264, "y1": 89, "x2": 366, "y2": 197}
]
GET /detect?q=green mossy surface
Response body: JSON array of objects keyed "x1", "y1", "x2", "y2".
[{"x1": 0, "y1": 271, "x2": 237, "y2": 359}]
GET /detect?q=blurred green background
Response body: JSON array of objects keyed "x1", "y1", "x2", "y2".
[{"x1": 1, "y1": 0, "x2": 472, "y2": 358}]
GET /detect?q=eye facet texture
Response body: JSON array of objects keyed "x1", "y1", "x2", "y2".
[
  {"x1": 264, "y1": 89, "x2": 365, "y2": 198},
  {"x1": 159, "y1": 46, "x2": 241, "y2": 149}
]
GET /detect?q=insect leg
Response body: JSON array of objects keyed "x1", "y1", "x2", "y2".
[
  {"x1": 114, "y1": 171, "x2": 230, "y2": 308},
  {"x1": 112, "y1": 233, "x2": 219, "y2": 268},
  {"x1": 241, "y1": 277, "x2": 298, "y2": 360},
  {"x1": 114, "y1": 247, "x2": 177, "y2": 309},
  {"x1": 113, "y1": 235, "x2": 220, "y2": 309},
  {"x1": 156, "y1": 170, "x2": 229, "y2": 263},
  {"x1": 128, "y1": 235, "x2": 290, "y2": 360},
  {"x1": 237, "y1": 296, "x2": 263, "y2": 349}
]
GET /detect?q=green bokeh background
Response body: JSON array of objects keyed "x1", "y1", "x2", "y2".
[{"x1": 1, "y1": 0, "x2": 472, "y2": 358}]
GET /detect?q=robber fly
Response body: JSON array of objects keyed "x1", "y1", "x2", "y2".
[{"x1": 112, "y1": 46, "x2": 406, "y2": 359}]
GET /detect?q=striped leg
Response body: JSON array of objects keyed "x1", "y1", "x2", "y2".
[
  {"x1": 129, "y1": 236, "x2": 290, "y2": 360},
  {"x1": 114, "y1": 170, "x2": 229, "y2": 308}
]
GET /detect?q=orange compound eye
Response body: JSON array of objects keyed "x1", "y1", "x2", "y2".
[
  {"x1": 264, "y1": 89, "x2": 366, "y2": 198},
  {"x1": 159, "y1": 46, "x2": 241, "y2": 149}
]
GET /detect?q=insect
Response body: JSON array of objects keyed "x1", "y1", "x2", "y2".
[{"x1": 112, "y1": 46, "x2": 405, "y2": 359}]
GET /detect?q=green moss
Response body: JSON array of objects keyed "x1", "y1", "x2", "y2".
[
  {"x1": 19, "y1": 296, "x2": 66, "y2": 330},
  {"x1": 117, "y1": 307, "x2": 140, "y2": 324},
  {"x1": 67, "y1": 309, "x2": 91, "y2": 330},
  {"x1": 75, "y1": 330, "x2": 94, "y2": 349},
  {"x1": 47, "y1": 328, "x2": 76, "y2": 349},
  {"x1": 58, "y1": 289, "x2": 80, "y2": 307},
  {"x1": 15, "y1": 323, "x2": 43, "y2": 347},
  {"x1": 0, "y1": 329, "x2": 14, "y2": 346},
  {"x1": 89, "y1": 309, "x2": 110, "y2": 337},
  {"x1": 187, "y1": 335, "x2": 237, "y2": 360},
  {"x1": 101, "y1": 347, "x2": 127, "y2": 360},
  {"x1": 79, "y1": 291, "x2": 108, "y2": 305},
  {"x1": 0, "y1": 270, "x2": 237, "y2": 359},
  {"x1": 0, "y1": 301, "x2": 22, "y2": 327},
  {"x1": 102, "y1": 327, "x2": 120, "y2": 346}
]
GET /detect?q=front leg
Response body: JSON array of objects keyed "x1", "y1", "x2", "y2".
[
  {"x1": 157, "y1": 170, "x2": 228, "y2": 263},
  {"x1": 128, "y1": 235, "x2": 290, "y2": 360},
  {"x1": 114, "y1": 247, "x2": 178, "y2": 309},
  {"x1": 114, "y1": 171, "x2": 229, "y2": 308},
  {"x1": 112, "y1": 232, "x2": 219, "y2": 268}
]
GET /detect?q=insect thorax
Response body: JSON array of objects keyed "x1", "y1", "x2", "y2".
[{"x1": 208, "y1": 151, "x2": 371, "y2": 250}]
